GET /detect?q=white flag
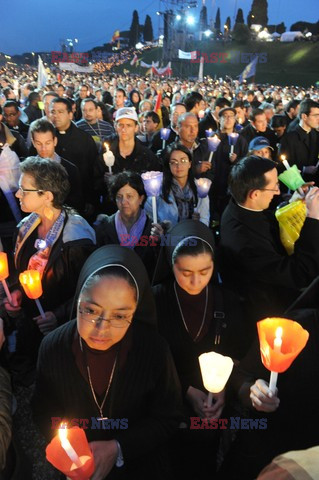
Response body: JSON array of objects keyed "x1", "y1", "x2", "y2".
[
  {"x1": 178, "y1": 49, "x2": 197, "y2": 60},
  {"x1": 37, "y1": 56, "x2": 48, "y2": 89}
]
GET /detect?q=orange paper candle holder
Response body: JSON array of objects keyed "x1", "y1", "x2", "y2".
[
  {"x1": 19, "y1": 270, "x2": 43, "y2": 299},
  {"x1": 0, "y1": 252, "x2": 9, "y2": 281},
  {"x1": 257, "y1": 317, "x2": 309, "y2": 374},
  {"x1": 46, "y1": 426, "x2": 95, "y2": 480},
  {"x1": 0, "y1": 252, "x2": 12, "y2": 303}
]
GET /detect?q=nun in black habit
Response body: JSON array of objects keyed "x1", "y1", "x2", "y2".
[
  {"x1": 152, "y1": 220, "x2": 251, "y2": 479},
  {"x1": 32, "y1": 245, "x2": 182, "y2": 480}
]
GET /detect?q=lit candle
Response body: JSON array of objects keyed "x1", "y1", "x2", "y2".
[
  {"x1": 0, "y1": 252, "x2": 12, "y2": 303},
  {"x1": 160, "y1": 128, "x2": 170, "y2": 149},
  {"x1": 198, "y1": 109, "x2": 205, "y2": 119},
  {"x1": 205, "y1": 128, "x2": 214, "y2": 138},
  {"x1": 141, "y1": 171, "x2": 163, "y2": 224},
  {"x1": 199, "y1": 352, "x2": 234, "y2": 407},
  {"x1": 257, "y1": 318, "x2": 309, "y2": 398},
  {"x1": 228, "y1": 132, "x2": 239, "y2": 154},
  {"x1": 59, "y1": 424, "x2": 82, "y2": 469},
  {"x1": 280, "y1": 155, "x2": 290, "y2": 170},
  {"x1": 207, "y1": 135, "x2": 221, "y2": 162},
  {"x1": 103, "y1": 143, "x2": 115, "y2": 173},
  {"x1": 269, "y1": 326, "x2": 283, "y2": 393},
  {"x1": 19, "y1": 270, "x2": 45, "y2": 320}
]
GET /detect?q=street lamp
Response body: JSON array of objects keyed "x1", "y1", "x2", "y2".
[{"x1": 186, "y1": 15, "x2": 195, "y2": 25}]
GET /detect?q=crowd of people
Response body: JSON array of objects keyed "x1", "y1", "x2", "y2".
[{"x1": 0, "y1": 65, "x2": 319, "y2": 479}]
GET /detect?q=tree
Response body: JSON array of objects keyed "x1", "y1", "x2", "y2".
[
  {"x1": 232, "y1": 23, "x2": 251, "y2": 44},
  {"x1": 200, "y1": 5, "x2": 208, "y2": 32},
  {"x1": 215, "y1": 7, "x2": 221, "y2": 34},
  {"x1": 247, "y1": 0, "x2": 268, "y2": 28},
  {"x1": 143, "y1": 15, "x2": 153, "y2": 42},
  {"x1": 225, "y1": 16, "x2": 231, "y2": 31},
  {"x1": 235, "y1": 8, "x2": 244, "y2": 24},
  {"x1": 129, "y1": 10, "x2": 140, "y2": 47}
]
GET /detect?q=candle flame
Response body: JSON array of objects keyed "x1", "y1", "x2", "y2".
[{"x1": 280, "y1": 155, "x2": 286, "y2": 162}]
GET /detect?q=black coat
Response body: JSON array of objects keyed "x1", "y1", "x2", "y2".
[
  {"x1": 219, "y1": 199, "x2": 319, "y2": 323},
  {"x1": 108, "y1": 137, "x2": 161, "y2": 174},
  {"x1": 279, "y1": 126, "x2": 319, "y2": 182},
  {"x1": 150, "y1": 127, "x2": 177, "y2": 154},
  {"x1": 198, "y1": 112, "x2": 218, "y2": 139},
  {"x1": 240, "y1": 123, "x2": 277, "y2": 154},
  {"x1": 55, "y1": 122, "x2": 101, "y2": 208}
]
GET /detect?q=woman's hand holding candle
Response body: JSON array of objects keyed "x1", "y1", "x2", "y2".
[
  {"x1": 250, "y1": 379, "x2": 280, "y2": 413},
  {"x1": 89, "y1": 440, "x2": 118, "y2": 480}
]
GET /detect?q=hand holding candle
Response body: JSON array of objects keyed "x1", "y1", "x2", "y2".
[
  {"x1": 0, "y1": 252, "x2": 12, "y2": 304},
  {"x1": 199, "y1": 352, "x2": 233, "y2": 407},
  {"x1": 19, "y1": 270, "x2": 45, "y2": 320},
  {"x1": 103, "y1": 143, "x2": 115, "y2": 173},
  {"x1": 207, "y1": 135, "x2": 221, "y2": 163}
]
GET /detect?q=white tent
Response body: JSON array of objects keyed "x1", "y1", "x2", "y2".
[{"x1": 280, "y1": 31, "x2": 304, "y2": 42}]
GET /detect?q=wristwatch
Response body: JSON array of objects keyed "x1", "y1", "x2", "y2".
[{"x1": 115, "y1": 440, "x2": 124, "y2": 467}]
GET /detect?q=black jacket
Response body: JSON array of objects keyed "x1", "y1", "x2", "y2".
[
  {"x1": 279, "y1": 126, "x2": 319, "y2": 182},
  {"x1": 219, "y1": 199, "x2": 319, "y2": 323},
  {"x1": 55, "y1": 122, "x2": 101, "y2": 207},
  {"x1": 240, "y1": 123, "x2": 277, "y2": 153},
  {"x1": 198, "y1": 112, "x2": 218, "y2": 139},
  {"x1": 108, "y1": 137, "x2": 161, "y2": 174}
]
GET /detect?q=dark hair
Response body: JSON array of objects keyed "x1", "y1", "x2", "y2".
[
  {"x1": 215, "y1": 97, "x2": 231, "y2": 109},
  {"x1": 50, "y1": 97, "x2": 72, "y2": 113},
  {"x1": 249, "y1": 108, "x2": 265, "y2": 122},
  {"x1": 80, "y1": 98, "x2": 98, "y2": 109},
  {"x1": 270, "y1": 114, "x2": 288, "y2": 129},
  {"x1": 172, "y1": 237, "x2": 214, "y2": 264},
  {"x1": 229, "y1": 155, "x2": 277, "y2": 204},
  {"x1": 28, "y1": 91, "x2": 40, "y2": 104},
  {"x1": 115, "y1": 88, "x2": 126, "y2": 97},
  {"x1": 3, "y1": 88, "x2": 14, "y2": 99},
  {"x1": 285, "y1": 99, "x2": 300, "y2": 113},
  {"x1": 3, "y1": 100, "x2": 19, "y2": 112},
  {"x1": 109, "y1": 171, "x2": 146, "y2": 207},
  {"x1": 96, "y1": 101, "x2": 113, "y2": 123},
  {"x1": 232, "y1": 99, "x2": 246, "y2": 110},
  {"x1": 30, "y1": 118, "x2": 57, "y2": 138},
  {"x1": 144, "y1": 111, "x2": 160, "y2": 124},
  {"x1": 299, "y1": 99, "x2": 319, "y2": 117},
  {"x1": 162, "y1": 143, "x2": 198, "y2": 205},
  {"x1": 81, "y1": 265, "x2": 138, "y2": 303},
  {"x1": 183, "y1": 92, "x2": 203, "y2": 112},
  {"x1": 20, "y1": 156, "x2": 70, "y2": 208}
]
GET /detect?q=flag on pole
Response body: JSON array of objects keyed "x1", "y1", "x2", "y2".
[
  {"x1": 198, "y1": 56, "x2": 204, "y2": 82},
  {"x1": 111, "y1": 30, "x2": 120, "y2": 43},
  {"x1": 178, "y1": 49, "x2": 197, "y2": 60},
  {"x1": 154, "y1": 91, "x2": 163, "y2": 129},
  {"x1": 238, "y1": 55, "x2": 258, "y2": 83},
  {"x1": 130, "y1": 54, "x2": 139, "y2": 66},
  {"x1": 37, "y1": 56, "x2": 48, "y2": 89}
]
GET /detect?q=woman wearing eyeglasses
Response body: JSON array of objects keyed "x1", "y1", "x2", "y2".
[
  {"x1": 32, "y1": 245, "x2": 182, "y2": 480},
  {"x1": 3, "y1": 156, "x2": 96, "y2": 382},
  {"x1": 144, "y1": 143, "x2": 210, "y2": 228}
]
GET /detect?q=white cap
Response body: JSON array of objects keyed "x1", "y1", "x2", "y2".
[{"x1": 115, "y1": 107, "x2": 138, "y2": 122}]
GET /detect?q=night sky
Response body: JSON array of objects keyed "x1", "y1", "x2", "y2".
[{"x1": 1, "y1": 0, "x2": 318, "y2": 55}]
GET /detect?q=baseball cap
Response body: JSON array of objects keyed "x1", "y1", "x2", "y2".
[
  {"x1": 249, "y1": 136, "x2": 274, "y2": 151},
  {"x1": 115, "y1": 107, "x2": 138, "y2": 123}
]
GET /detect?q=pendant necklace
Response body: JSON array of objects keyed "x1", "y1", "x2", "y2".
[
  {"x1": 79, "y1": 336, "x2": 118, "y2": 421},
  {"x1": 86, "y1": 120, "x2": 102, "y2": 139},
  {"x1": 174, "y1": 281, "x2": 208, "y2": 342}
]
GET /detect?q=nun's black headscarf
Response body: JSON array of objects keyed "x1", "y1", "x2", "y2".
[
  {"x1": 74, "y1": 245, "x2": 157, "y2": 328},
  {"x1": 152, "y1": 220, "x2": 215, "y2": 285}
]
